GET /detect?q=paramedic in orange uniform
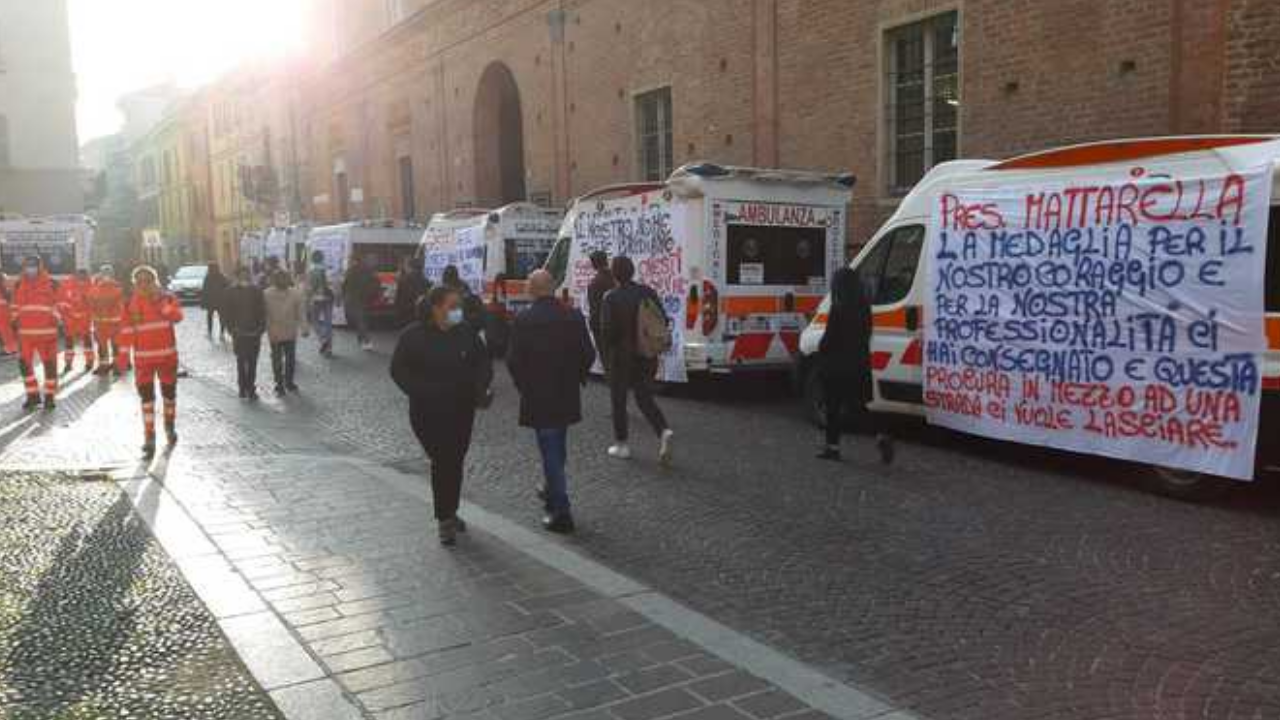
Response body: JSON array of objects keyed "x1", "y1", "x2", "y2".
[
  {"x1": 117, "y1": 266, "x2": 183, "y2": 459},
  {"x1": 0, "y1": 274, "x2": 17, "y2": 355},
  {"x1": 12, "y1": 256, "x2": 60, "y2": 411},
  {"x1": 87, "y1": 264, "x2": 128, "y2": 376},
  {"x1": 56, "y1": 268, "x2": 95, "y2": 374}
]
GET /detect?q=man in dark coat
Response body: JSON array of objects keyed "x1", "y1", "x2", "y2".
[
  {"x1": 343, "y1": 254, "x2": 379, "y2": 350},
  {"x1": 585, "y1": 250, "x2": 615, "y2": 363},
  {"x1": 506, "y1": 269, "x2": 596, "y2": 533},
  {"x1": 394, "y1": 256, "x2": 429, "y2": 328},
  {"x1": 200, "y1": 262, "x2": 229, "y2": 340},
  {"x1": 223, "y1": 266, "x2": 267, "y2": 401},
  {"x1": 817, "y1": 267, "x2": 893, "y2": 464},
  {"x1": 390, "y1": 285, "x2": 494, "y2": 545}
]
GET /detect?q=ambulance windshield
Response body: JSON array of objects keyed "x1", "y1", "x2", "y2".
[
  {"x1": 504, "y1": 237, "x2": 556, "y2": 280},
  {"x1": 726, "y1": 224, "x2": 826, "y2": 287}
]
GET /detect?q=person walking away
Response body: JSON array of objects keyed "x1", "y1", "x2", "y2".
[
  {"x1": 390, "y1": 286, "x2": 493, "y2": 546},
  {"x1": 601, "y1": 256, "x2": 674, "y2": 463},
  {"x1": 224, "y1": 266, "x2": 267, "y2": 401},
  {"x1": 117, "y1": 266, "x2": 183, "y2": 459},
  {"x1": 394, "y1": 256, "x2": 429, "y2": 328},
  {"x1": 0, "y1": 275, "x2": 16, "y2": 355},
  {"x1": 817, "y1": 267, "x2": 894, "y2": 464},
  {"x1": 12, "y1": 257, "x2": 60, "y2": 410},
  {"x1": 586, "y1": 250, "x2": 615, "y2": 363},
  {"x1": 56, "y1": 269, "x2": 95, "y2": 374},
  {"x1": 201, "y1": 262, "x2": 229, "y2": 339},
  {"x1": 506, "y1": 270, "x2": 595, "y2": 533},
  {"x1": 343, "y1": 254, "x2": 378, "y2": 351},
  {"x1": 306, "y1": 251, "x2": 336, "y2": 357},
  {"x1": 87, "y1": 265, "x2": 128, "y2": 376},
  {"x1": 263, "y1": 270, "x2": 307, "y2": 396}
]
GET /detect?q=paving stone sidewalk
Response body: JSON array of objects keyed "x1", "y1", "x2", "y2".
[{"x1": 0, "y1": 364, "x2": 902, "y2": 720}]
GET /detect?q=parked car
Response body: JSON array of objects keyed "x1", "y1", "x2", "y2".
[{"x1": 168, "y1": 264, "x2": 209, "y2": 304}]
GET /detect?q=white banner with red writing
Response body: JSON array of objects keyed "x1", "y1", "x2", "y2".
[
  {"x1": 567, "y1": 191, "x2": 689, "y2": 382},
  {"x1": 924, "y1": 165, "x2": 1274, "y2": 480}
]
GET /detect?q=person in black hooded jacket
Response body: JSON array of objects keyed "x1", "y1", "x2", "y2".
[
  {"x1": 390, "y1": 285, "x2": 493, "y2": 545},
  {"x1": 817, "y1": 267, "x2": 893, "y2": 464}
]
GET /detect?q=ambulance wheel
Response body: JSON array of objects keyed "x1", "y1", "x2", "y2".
[
  {"x1": 804, "y1": 369, "x2": 827, "y2": 428},
  {"x1": 1146, "y1": 466, "x2": 1230, "y2": 502}
]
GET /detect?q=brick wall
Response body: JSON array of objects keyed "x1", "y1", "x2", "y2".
[{"x1": 296, "y1": 0, "x2": 1279, "y2": 246}]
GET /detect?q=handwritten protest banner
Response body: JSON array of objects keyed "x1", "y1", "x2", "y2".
[
  {"x1": 422, "y1": 223, "x2": 487, "y2": 296},
  {"x1": 567, "y1": 192, "x2": 688, "y2": 382},
  {"x1": 924, "y1": 167, "x2": 1273, "y2": 480}
]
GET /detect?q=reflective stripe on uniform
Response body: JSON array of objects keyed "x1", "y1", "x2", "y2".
[
  {"x1": 130, "y1": 321, "x2": 173, "y2": 333},
  {"x1": 133, "y1": 348, "x2": 177, "y2": 360},
  {"x1": 19, "y1": 328, "x2": 58, "y2": 337}
]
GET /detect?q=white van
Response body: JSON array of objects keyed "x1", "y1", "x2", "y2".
[
  {"x1": 305, "y1": 221, "x2": 422, "y2": 326},
  {"x1": 545, "y1": 163, "x2": 855, "y2": 379},
  {"x1": 264, "y1": 224, "x2": 312, "y2": 273},
  {"x1": 796, "y1": 136, "x2": 1280, "y2": 497},
  {"x1": 0, "y1": 215, "x2": 94, "y2": 278}
]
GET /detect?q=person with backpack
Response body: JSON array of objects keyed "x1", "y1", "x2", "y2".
[
  {"x1": 306, "y1": 251, "x2": 336, "y2": 357},
  {"x1": 600, "y1": 256, "x2": 674, "y2": 464}
]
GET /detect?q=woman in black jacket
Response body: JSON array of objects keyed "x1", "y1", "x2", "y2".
[
  {"x1": 817, "y1": 267, "x2": 894, "y2": 464},
  {"x1": 201, "y1": 263, "x2": 229, "y2": 339},
  {"x1": 390, "y1": 285, "x2": 493, "y2": 545}
]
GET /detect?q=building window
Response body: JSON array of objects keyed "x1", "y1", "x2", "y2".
[
  {"x1": 886, "y1": 11, "x2": 959, "y2": 193},
  {"x1": 635, "y1": 88, "x2": 674, "y2": 182},
  {"x1": 0, "y1": 115, "x2": 9, "y2": 168},
  {"x1": 398, "y1": 155, "x2": 416, "y2": 221}
]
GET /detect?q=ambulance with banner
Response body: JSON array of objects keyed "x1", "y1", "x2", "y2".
[
  {"x1": 264, "y1": 224, "x2": 312, "y2": 272},
  {"x1": 304, "y1": 221, "x2": 422, "y2": 326},
  {"x1": 797, "y1": 136, "x2": 1280, "y2": 498},
  {"x1": 0, "y1": 215, "x2": 95, "y2": 278},
  {"x1": 545, "y1": 163, "x2": 855, "y2": 381}
]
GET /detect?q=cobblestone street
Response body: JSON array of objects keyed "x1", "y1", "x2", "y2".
[{"x1": 2, "y1": 313, "x2": 1280, "y2": 720}]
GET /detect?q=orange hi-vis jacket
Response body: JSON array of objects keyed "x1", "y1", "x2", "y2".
[
  {"x1": 118, "y1": 291, "x2": 183, "y2": 369},
  {"x1": 87, "y1": 277, "x2": 125, "y2": 330},
  {"x1": 12, "y1": 271, "x2": 59, "y2": 346},
  {"x1": 56, "y1": 276, "x2": 92, "y2": 335}
]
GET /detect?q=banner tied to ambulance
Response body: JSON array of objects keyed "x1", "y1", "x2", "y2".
[
  {"x1": 422, "y1": 225, "x2": 486, "y2": 297},
  {"x1": 567, "y1": 192, "x2": 689, "y2": 383},
  {"x1": 924, "y1": 166, "x2": 1274, "y2": 480}
]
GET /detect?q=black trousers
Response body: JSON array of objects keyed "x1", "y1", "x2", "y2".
[
  {"x1": 823, "y1": 372, "x2": 872, "y2": 447},
  {"x1": 410, "y1": 408, "x2": 475, "y2": 521},
  {"x1": 270, "y1": 341, "x2": 297, "y2": 388},
  {"x1": 233, "y1": 335, "x2": 262, "y2": 395},
  {"x1": 608, "y1": 355, "x2": 668, "y2": 442},
  {"x1": 205, "y1": 307, "x2": 224, "y2": 336}
]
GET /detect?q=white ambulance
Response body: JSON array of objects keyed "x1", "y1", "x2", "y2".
[
  {"x1": 304, "y1": 221, "x2": 422, "y2": 326},
  {"x1": 545, "y1": 163, "x2": 855, "y2": 378},
  {"x1": 264, "y1": 224, "x2": 312, "y2": 272},
  {"x1": 796, "y1": 136, "x2": 1280, "y2": 498},
  {"x1": 0, "y1": 215, "x2": 95, "y2": 278}
]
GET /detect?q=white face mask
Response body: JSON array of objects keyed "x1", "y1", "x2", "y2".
[
  {"x1": 445, "y1": 308, "x2": 464, "y2": 327},
  {"x1": 24, "y1": 267, "x2": 38, "y2": 278}
]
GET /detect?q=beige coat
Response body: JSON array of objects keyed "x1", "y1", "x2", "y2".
[{"x1": 263, "y1": 285, "x2": 307, "y2": 343}]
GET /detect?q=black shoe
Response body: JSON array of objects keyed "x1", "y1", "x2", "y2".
[
  {"x1": 285, "y1": 383, "x2": 299, "y2": 393},
  {"x1": 274, "y1": 386, "x2": 286, "y2": 397},
  {"x1": 166, "y1": 428, "x2": 178, "y2": 446},
  {"x1": 42, "y1": 396, "x2": 55, "y2": 411},
  {"x1": 817, "y1": 447, "x2": 842, "y2": 461},
  {"x1": 876, "y1": 435, "x2": 895, "y2": 465},
  {"x1": 238, "y1": 388, "x2": 247, "y2": 399},
  {"x1": 542, "y1": 514, "x2": 576, "y2": 534},
  {"x1": 22, "y1": 395, "x2": 40, "y2": 412},
  {"x1": 142, "y1": 440, "x2": 156, "y2": 460},
  {"x1": 455, "y1": 516, "x2": 468, "y2": 533},
  {"x1": 247, "y1": 392, "x2": 260, "y2": 402},
  {"x1": 438, "y1": 518, "x2": 459, "y2": 546}
]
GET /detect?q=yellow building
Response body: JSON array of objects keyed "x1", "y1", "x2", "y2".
[{"x1": 131, "y1": 98, "x2": 213, "y2": 269}]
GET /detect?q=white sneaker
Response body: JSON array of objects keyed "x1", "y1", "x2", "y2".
[
  {"x1": 361, "y1": 341, "x2": 375, "y2": 352},
  {"x1": 608, "y1": 444, "x2": 632, "y2": 459},
  {"x1": 658, "y1": 429, "x2": 674, "y2": 465}
]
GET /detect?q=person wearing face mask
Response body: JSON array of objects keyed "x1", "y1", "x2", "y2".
[
  {"x1": 12, "y1": 257, "x2": 60, "y2": 410},
  {"x1": 390, "y1": 285, "x2": 494, "y2": 546},
  {"x1": 117, "y1": 266, "x2": 184, "y2": 458},
  {"x1": 56, "y1": 268, "x2": 95, "y2": 375},
  {"x1": 87, "y1": 264, "x2": 128, "y2": 376}
]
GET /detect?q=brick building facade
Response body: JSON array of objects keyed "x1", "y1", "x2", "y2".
[{"x1": 295, "y1": 0, "x2": 1280, "y2": 249}]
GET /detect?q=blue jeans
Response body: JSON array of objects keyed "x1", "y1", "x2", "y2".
[
  {"x1": 310, "y1": 300, "x2": 334, "y2": 351},
  {"x1": 535, "y1": 428, "x2": 570, "y2": 515}
]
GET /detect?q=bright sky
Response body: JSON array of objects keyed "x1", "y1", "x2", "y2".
[{"x1": 70, "y1": 0, "x2": 308, "y2": 143}]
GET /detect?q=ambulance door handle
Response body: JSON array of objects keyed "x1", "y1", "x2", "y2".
[{"x1": 905, "y1": 306, "x2": 919, "y2": 332}]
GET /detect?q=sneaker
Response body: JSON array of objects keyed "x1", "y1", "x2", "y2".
[
  {"x1": 876, "y1": 435, "x2": 895, "y2": 465},
  {"x1": 141, "y1": 440, "x2": 156, "y2": 460},
  {"x1": 607, "y1": 444, "x2": 632, "y2": 459},
  {"x1": 658, "y1": 429, "x2": 674, "y2": 465},
  {"x1": 817, "y1": 447, "x2": 841, "y2": 462},
  {"x1": 42, "y1": 396, "x2": 55, "y2": 411},
  {"x1": 543, "y1": 513, "x2": 576, "y2": 534},
  {"x1": 438, "y1": 518, "x2": 459, "y2": 546},
  {"x1": 22, "y1": 395, "x2": 40, "y2": 412}
]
